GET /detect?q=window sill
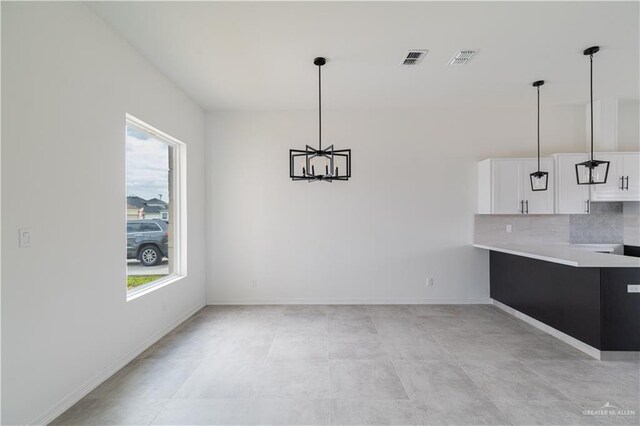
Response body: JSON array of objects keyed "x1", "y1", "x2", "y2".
[{"x1": 126, "y1": 274, "x2": 185, "y2": 301}]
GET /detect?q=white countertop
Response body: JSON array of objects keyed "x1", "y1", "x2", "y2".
[{"x1": 473, "y1": 243, "x2": 640, "y2": 268}]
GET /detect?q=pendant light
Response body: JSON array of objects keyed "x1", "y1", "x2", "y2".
[
  {"x1": 575, "y1": 46, "x2": 609, "y2": 185},
  {"x1": 530, "y1": 80, "x2": 549, "y2": 191},
  {"x1": 289, "y1": 57, "x2": 351, "y2": 182}
]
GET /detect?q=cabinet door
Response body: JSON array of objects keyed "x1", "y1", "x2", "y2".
[
  {"x1": 623, "y1": 153, "x2": 640, "y2": 197},
  {"x1": 555, "y1": 154, "x2": 590, "y2": 214},
  {"x1": 590, "y1": 153, "x2": 624, "y2": 201},
  {"x1": 491, "y1": 160, "x2": 524, "y2": 214},
  {"x1": 523, "y1": 159, "x2": 554, "y2": 214}
]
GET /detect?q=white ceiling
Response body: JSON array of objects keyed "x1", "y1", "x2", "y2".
[{"x1": 88, "y1": 1, "x2": 639, "y2": 111}]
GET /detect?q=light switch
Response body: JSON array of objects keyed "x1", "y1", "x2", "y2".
[
  {"x1": 19, "y1": 228, "x2": 32, "y2": 248},
  {"x1": 506, "y1": 225, "x2": 512, "y2": 233}
]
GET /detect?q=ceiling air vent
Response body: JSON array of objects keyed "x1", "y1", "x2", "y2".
[
  {"x1": 400, "y1": 50, "x2": 428, "y2": 66},
  {"x1": 448, "y1": 50, "x2": 477, "y2": 65}
]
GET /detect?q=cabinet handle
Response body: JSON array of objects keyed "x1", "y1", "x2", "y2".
[
  {"x1": 520, "y1": 200, "x2": 524, "y2": 214},
  {"x1": 620, "y1": 176, "x2": 625, "y2": 190},
  {"x1": 525, "y1": 200, "x2": 529, "y2": 214},
  {"x1": 625, "y1": 176, "x2": 629, "y2": 190},
  {"x1": 585, "y1": 199, "x2": 590, "y2": 214}
]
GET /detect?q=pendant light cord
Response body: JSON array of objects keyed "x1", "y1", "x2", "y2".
[
  {"x1": 589, "y1": 53, "x2": 594, "y2": 162},
  {"x1": 537, "y1": 85, "x2": 540, "y2": 172},
  {"x1": 318, "y1": 64, "x2": 322, "y2": 151}
]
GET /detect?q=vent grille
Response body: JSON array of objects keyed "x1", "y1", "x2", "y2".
[
  {"x1": 448, "y1": 50, "x2": 477, "y2": 65},
  {"x1": 401, "y1": 50, "x2": 428, "y2": 66}
]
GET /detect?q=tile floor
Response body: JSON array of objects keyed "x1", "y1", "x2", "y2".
[{"x1": 53, "y1": 305, "x2": 639, "y2": 425}]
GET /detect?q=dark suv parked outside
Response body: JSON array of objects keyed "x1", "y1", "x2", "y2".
[{"x1": 127, "y1": 219, "x2": 169, "y2": 266}]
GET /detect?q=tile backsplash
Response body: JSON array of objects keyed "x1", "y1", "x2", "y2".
[
  {"x1": 624, "y1": 202, "x2": 640, "y2": 246},
  {"x1": 570, "y1": 202, "x2": 623, "y2": 244},
  {"x1": 475, "y1": 202, "x2": 627, "y2": 245},
  {"x1": 474, "y1": 214, "x2": 570, "y2": 245}
]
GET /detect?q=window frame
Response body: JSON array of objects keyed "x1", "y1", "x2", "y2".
[{"x1": 125, "y1": 114, "x2": 188, "y2": 301}]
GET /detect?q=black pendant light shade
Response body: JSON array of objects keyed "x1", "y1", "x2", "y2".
[
  {"x1": 289, "y1": 57, "x2": 351, "y2": 182},
  {"x1": 530, "y1": 170, "x2": 548, "y2": 191},
  {"x1": 576, "y1": 46, "x2": 609, "y2": 185},
  {"x1": 530, "y1": 80, "x2": 549, "y2": 192},
  {"x1": 576, "y1": 158, "x2": 610, "y2": 185}
]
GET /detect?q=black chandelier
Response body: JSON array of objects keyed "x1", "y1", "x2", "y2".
[
  {"x1": 575, "y1": 46, "x2": 609, "y2": 185},
  {"x1": 530, "y1": 80, "x2": 548, "y2": 191},
  {"x1": 289, "y1": 57, "x2": 351, "y2": 182}
]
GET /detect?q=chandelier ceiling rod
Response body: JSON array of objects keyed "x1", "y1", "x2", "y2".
[
  {"x1": 588, "y1": 48, "x2": 594, "y2": 162},
  {"x1": 315, "y1": 57, "x2": 325, "y2": 151}
]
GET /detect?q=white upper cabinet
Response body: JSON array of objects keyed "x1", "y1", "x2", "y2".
[
  {"x1": 523, "y1": 159, "x2": 555, "y2": 214},
  {"x1": 480, "y1": 152, "x2": 638, "y2": 215},
  {"x1": 477, "y1": 158, "x2": 554, "y2": 214},
  {"x1": 590, "y1": 152, "x2": 640, "y2": 201},
  {"x1": 623, "y1": 153, "x2": 640, "y2": 194},
  {"x1": 589, "y1": 153, "x2": 623, "y2": 200},
  {"x1": 554, "y1": 153, "x2": 591, "y2": 214},
  {"x1": 490, "y1": 159, "x2": 523, "y2": 214}
]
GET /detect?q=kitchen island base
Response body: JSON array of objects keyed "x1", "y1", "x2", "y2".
[
  {"x1": 492, "y1": 299, "x2": 640, "y2": 360},
  {"x1": 489, "y1": 251, "x2": 640, "y2": 360}
]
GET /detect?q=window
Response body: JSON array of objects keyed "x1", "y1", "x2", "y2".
[{"x1": 126, "y1": 114, "x2": 186, "y2": 299}]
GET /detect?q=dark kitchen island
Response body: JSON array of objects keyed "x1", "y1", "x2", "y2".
[{"x1": 475, "y1": 243, "x2": 640, "y2": 359}]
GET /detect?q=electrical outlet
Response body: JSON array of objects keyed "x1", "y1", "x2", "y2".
[
  {"x1": 19, "y1": 228, "x2": 32, "y2": 247},
  {"x1": 251, "y1": 279, "x2": 258, "y2": 288},
  {"x1": 426, "y1": 277, "x2": 434, "y2": 287},
  {"x1": 506, "y1": 224, "x2": 512, "y2": 233}
]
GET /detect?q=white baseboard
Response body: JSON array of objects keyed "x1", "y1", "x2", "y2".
[
  {"x1": 600, "y1": 351, "x2": 640, "y2": 361},
  {"x1": 491, "y1": 299, "x2": 601, "y2": 360},
  {"x1": 29, "y1": 302, "x2": 205, "y2": 426},
  {"x1": 492, "y1": 299, "x2": 640, "y2": 362},
  {"x1": 207, "y1": 297, "x2": 492, "y2": 305}
]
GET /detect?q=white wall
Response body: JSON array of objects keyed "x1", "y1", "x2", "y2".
[
  {"x1": 206, "y1": 106, "x2": 584, "y2": 304},
  {"x1": 618, "y1": 100, "x2": 640, "y2": 151},
  {"x1": 1, "y1": 3, "x2": 206, "y2": 424}
]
